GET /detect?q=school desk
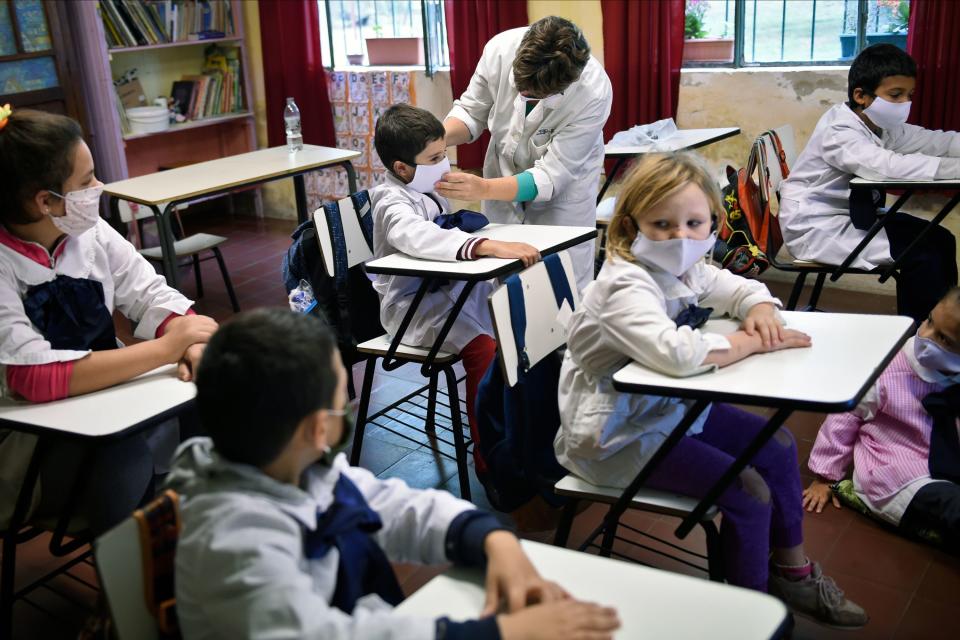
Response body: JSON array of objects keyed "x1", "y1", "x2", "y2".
[
  {"x1": 0, "y1": 365, "x2": 195, "y2": 636},
  {"x1": 833, "y1": 176, "x2": 960, "y2": 284},
  {"x1": 603, "y1": 311, "x2": 913, "y2": 547},
  {"x1": 364, "y1": 223, "x2": 596, "y2": 378},
  {"x1": 599, "y1": 127, "x2": 741, "y2": 202},
  {"x1": 103, "y1": 145, "x2": 360, "y2": 287},
  {"x1": 397, "y1": 539, "x2": 790, "y2": 640}
]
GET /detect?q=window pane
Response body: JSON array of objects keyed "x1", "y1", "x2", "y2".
[
  {"x1": 0, "y1": 56, "x2": 58, "y2": 93},
  {"x1": 324, "y1": 0, "x2": 447, "y2": 67},
  {"x1": 687, "y1": 0, "x2": 734, "y2": 40},
  {"x1": 13, "y1": 0, "x2": 50, "y2": 53},
  {"x1": 742, "y1": 0, "x2": 849, "y2": 64},
  {"x1": 0, "y1": 2, "x2": 17, "y2": 56},
  {"x1": 860, "y1": 0, "x2": 910, "y2": 57}
]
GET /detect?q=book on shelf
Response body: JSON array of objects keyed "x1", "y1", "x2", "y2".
[{"x1": 98, "y1": 1, "x2": 236, "y2": 49}]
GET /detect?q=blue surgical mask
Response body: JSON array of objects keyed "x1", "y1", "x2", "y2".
[{"x1": 913, "y1": 335, "x2": 960, "y2": 374}]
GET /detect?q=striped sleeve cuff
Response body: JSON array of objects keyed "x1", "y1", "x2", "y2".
[{"x1": 457, "y1": 238, "x2": 487, "y2": 261}]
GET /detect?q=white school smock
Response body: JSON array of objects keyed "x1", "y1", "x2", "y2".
[
  {"x1": 554, "y1": 256, "x2": 780, "y2": 489},
  {"x1": 779, "y1": 103, "x2": 960, "y2": 269},
  {"x1": 446, "y1": 27, "x2": 613, "y2": 293},
  {"x1": 0, "y1": 218, "x2": 192, "y2": 527},
  {"x1": 370, "y1": 174, "x2": 494, "y2": 353},
  {"x1": 169, "y1": 438, "x2": 474, "y2": 640}
]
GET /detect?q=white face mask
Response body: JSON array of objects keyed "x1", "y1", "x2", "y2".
[
  {"x1": 863, "y1": 96, "x2": 911, "y2": 130},
  {"x1": 405, "y1": 157, "x2": 450, "y2": 194},
  {"x1": 913, "y1": 335, "x2": 960, "y2": 374},
  {"x1": 630, "y1": 231, "x2": 717, "y2": 277},
  {"x1": 47, "y1": 183, "x2": 104, "y2": 236}
]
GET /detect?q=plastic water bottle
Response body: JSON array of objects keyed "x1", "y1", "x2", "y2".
[{"x1": 284, "y1": 97, "x2": 303, "y2": 152}]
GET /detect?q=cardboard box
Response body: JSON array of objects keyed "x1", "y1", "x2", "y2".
[{"x1": 117, "y1": 79, "x2": 147, "y2": 109}]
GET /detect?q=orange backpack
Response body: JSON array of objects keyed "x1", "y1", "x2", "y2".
[{"x1": 712, "y1": 130, "x2": 790, "y2": 277}]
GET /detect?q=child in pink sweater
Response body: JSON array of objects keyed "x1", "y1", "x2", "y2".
[{"x1": 804, "y1": 290, "x2": 960, "y2": 544}]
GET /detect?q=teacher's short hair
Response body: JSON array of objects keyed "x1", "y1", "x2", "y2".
[
  {"x1": 513, "y1": 16, "x2": 590, "y2": 98},
  {"x1": 374, "y1": 103, "x2": 445, "y2": 174}
]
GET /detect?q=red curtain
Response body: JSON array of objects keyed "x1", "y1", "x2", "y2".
[
  {"x1": 258, "y1": 0, "x2": 335, "y2": 148},
  {"x1": 600, "y1": 0, "x2": 685, "y2": 145},
  {"x1": 444, "y1": 0, "x2": 528, "y2": 169},
  {"x1": 907, "y1": 0, "x2": 960, "y2": 132}
]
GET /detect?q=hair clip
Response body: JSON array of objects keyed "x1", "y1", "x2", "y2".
[{"x1": 0, "y1": 104, "x2": 11, "y2": 131}]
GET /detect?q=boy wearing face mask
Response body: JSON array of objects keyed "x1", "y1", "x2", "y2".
[
  {"x1": 170, "y1": 309, "x2": 621, "y2": 640},
  {"x1": 0, "y1": 108, "x2": 216, "y2": 533},
  {"x1": 805, "y1": 288, "x2": 960, "y2": 547},
  {"x1": 780, "y1": 43, "x2": 960, "y2": 325},
  {"x1": 371, "y1": 104, "x2": 541, "y2": 473},
  {"x1": 554, "y1": 152, "x2": 868, "y2": 627}
]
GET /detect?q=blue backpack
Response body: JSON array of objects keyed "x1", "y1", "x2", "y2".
[{"x1": 475, "y1": 254, "x2": 574, "y2": 512}]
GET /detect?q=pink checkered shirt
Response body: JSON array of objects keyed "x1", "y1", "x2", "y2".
[{"x1": 808, "y1": 339, "x2": 960, "y2": 505}]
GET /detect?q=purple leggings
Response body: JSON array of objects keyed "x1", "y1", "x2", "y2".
[{"x1": 644, "y1": 403, "x2": 804, "y2": 591}]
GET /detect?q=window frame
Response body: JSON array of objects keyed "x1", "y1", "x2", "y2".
[
  {"x1": 683, "y1": 0, "x2": 899, "y2": 69},
  {"x1": 320, "y1": 0, "x2": 449, "y2": 76}
]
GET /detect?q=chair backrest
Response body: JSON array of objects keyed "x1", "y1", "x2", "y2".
[
  {"x1": 313, "y1": 192, "x2": 374, "y2": 279},
  {"x1": 95, "y1": 490, "x2": 182, "y2": 640},
  {"x1": 755, "y1": 124, "x2": 796, "y2": 211},
  {"x1": 488, "y1": 251, "x2": 580, "y2": 387}
]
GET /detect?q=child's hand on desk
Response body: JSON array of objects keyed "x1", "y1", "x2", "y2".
[
  {"x1": 482, "y1": 532, "x2": 568, "y2": 615},
  {"x1": 743, "y1": 303, "x2": 784, "y2": 348},
  {"x1": 476, "y1": 240, "x2": 541, "y2": 267},
  {"x1": 497, "y1": 600, "x2": 621, "y2": 640},
  {"x1": 161, "y1": 314, "x2": 218, "y2": 363},
  {"x1": 803, "y1": 478, "x2": 841, "y2": 513}
]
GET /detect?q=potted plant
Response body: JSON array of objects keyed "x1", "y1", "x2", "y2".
[
  {"x1": 683, "y1": 0, "x2": 734, "y2": 63},
  {"x1": 839, "y1": 0, "x2": 909, "y2": 59},
  {"x1": 365, "y1": 24, "x2": 424, "y2": 66}
]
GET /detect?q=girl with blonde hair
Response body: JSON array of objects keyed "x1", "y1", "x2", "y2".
[{"x1": 554, "y1": 152, "x2": 866, "y2": 628}]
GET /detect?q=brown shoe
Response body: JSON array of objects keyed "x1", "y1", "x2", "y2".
[{"x1": 768, "y1": 562, "x2": 868, "y2": 629}]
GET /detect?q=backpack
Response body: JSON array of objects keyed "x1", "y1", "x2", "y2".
[
  {"x1": 712, "y1": 130, "x2": 790, "y2": 277},
  {"x1": 280, "y1": 191, "x2": 384, "y2": 361},
  {"x1": 474, "y1": 255, "x2": 573, "y2": 512}
]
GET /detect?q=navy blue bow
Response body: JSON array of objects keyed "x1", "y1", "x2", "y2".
[
  {"x1": 434, "y1": 209, "x2": 489, "y2": 233},
  {"x1": 675, "y1": 304, "x2": 714, "y2": 330},
  {"x1": 302, "y1": 475, "x2": 404, "y2": 613},
  {"x1": 23, "y1": 275, "x2": 118, "y2": 352}
]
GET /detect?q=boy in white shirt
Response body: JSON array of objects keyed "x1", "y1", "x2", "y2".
[
  {"x1": 780, "y1": 44, "x2": 960, "y2": 324},
  {"x1": 371, "y1": 104, "x2": 540, "y2": 474},
  {"x1": 169, "y1": 308, "x2": 620, "y2": 640}
]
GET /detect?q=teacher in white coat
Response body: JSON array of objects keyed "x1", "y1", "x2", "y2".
[{"x1": 438, "y1": 16, "x2": 612, "y2": 292}]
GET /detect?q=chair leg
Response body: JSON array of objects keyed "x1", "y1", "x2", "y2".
[
  {"x1": 1, "y1": 525, "x2": 17, "y2": 638},
  {"x1": 786, "y1": 272, "x2": 808, "y2": 311},
  {"x1": 212, "y1": 247, "x2": 240, "y2": 313},
  {"x1": 424, "y1": 370, "x2": 439, "y2": 436},
  {"x1": 807, "y1": 272, "x2": 828, "y2": 310},
  {"x1": 553, "y1": 499, "x2": 579, "y2": 548},
  {"x1": 702, "y1": 520, "x2": 724, "y2": 582},
  {"x1": 349, "y1": 358, "x2": 378, "y2": 467},
  {"x1": 599, "y1": 508, "x2": 619, "y2": 558},
  {"x1": 442, "y1": 365, "x2": 472, "y2": 501},
  {"x1": 192, "y1": 254, "x2": 204, "y2": 299}
]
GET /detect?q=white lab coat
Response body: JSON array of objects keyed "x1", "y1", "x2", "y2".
[
  {"x1": 554, "y1": 256, "x2": 780, "y2": 489},
  {"x1": 370, "y1": 174, "x2": 494, "y2": 353},
  {"x1": 0, "y1": 218, "x2": 192, "y2": 527},
  {"x1": 779, "y1": 103, "x2": 960, "y2": 269},
  {"x1": 169, "y1": 438, "x2": 473, "y2": 640},
  {"x1": 447, "y1": 27, "x2": 613, "y2": 293}
]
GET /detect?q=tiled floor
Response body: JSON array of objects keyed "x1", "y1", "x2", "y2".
[{"x1": 5, "y1": 211, "x2": 958, "y2": 639}]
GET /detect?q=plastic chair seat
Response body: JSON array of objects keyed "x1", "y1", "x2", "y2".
[
  {"x1": 356, "y1": 334, "x2": 459, "y2": 364},
  {"x1": 140, "y1": 233, "x2": 227, "y2": 260},
  {"x1": 555, "y1": 474, "x2": 719, "y2": 520}
]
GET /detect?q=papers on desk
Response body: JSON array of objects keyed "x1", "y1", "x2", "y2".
[{"x1": 608, "y1": 118, "x2": 678, "y2": 149}]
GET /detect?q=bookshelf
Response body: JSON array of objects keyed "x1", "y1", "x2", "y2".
[{"x1": 71, "y1": 0, "x2": 255, "y2": 180}]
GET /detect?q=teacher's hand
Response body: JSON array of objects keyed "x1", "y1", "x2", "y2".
[{"x1": 435, "y1": 171, "x2": 489, "y2": 201}]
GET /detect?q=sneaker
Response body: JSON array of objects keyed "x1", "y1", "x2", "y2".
[{"x1": 768, "y1": 562, "x2": 869, "y2": 629}]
